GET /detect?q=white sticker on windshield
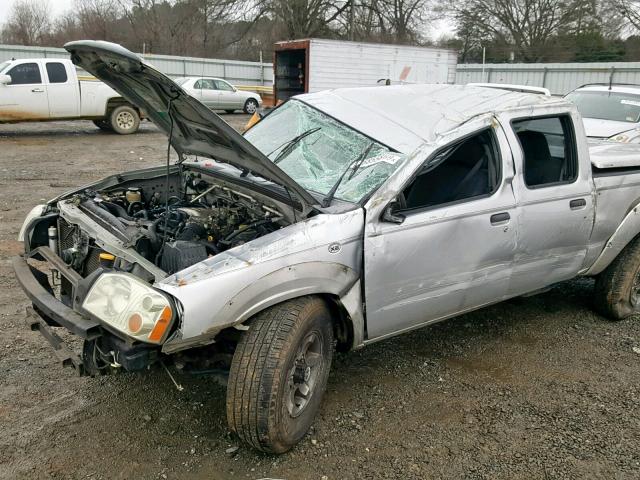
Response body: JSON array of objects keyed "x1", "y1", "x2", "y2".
[
  {"x1": 359, "y1": 152, "x2": 404, "y2": 168},
  {"x1": 621, "y1": 99, "x2": 640, "y2": 107}
]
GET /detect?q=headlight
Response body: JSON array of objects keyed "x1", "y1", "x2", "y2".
[
  {"x1": 82, "y1": 272, "x2": 174, "y2": 344},
  {"x1": 610, "y1": 130, "x2": 640, "y2": 143},
  {"x1": 18, "y1": 204, "x2": 46, "y2": 242}
]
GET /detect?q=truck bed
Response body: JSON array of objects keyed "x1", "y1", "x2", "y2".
[{"x1": 585, "y1": 141, "x2": 640, "y2": 271}]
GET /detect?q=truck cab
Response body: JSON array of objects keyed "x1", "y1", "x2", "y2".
[{"x1": 0, "y1": 58, "x2": 141, "y2": 133}]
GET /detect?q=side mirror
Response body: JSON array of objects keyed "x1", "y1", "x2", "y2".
[
  {"x1": 381, "y1": 201, "x2": 405, "y2": 224},
  {"x1": 0, "y1": 74, "x2": 11, "y2": 85}
]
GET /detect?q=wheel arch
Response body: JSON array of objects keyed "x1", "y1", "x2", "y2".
[
  {"x1": 587, "y1": 202, "x2": 640, "y2": 276},
  {"x1": 105, "y1": 97, "x2": 141, "y2": 118},
  {"x1": 223, "y1": 264, "x2": 364, "y2": 352}
]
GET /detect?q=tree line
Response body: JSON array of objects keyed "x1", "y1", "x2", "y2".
[{"x1": 2, "y1": 0, "x2": 640, "y2": 63}]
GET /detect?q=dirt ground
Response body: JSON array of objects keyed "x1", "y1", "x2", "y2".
[{"x1": 1, "y1": 118, "x2": 640, "y2": 480}]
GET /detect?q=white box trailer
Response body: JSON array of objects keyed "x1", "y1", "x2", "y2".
[{"x1": 273, "y1": 38, "x2": 458, "y2": 103}]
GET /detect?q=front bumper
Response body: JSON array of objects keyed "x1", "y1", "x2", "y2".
[{"x1": 12, "y1": 250, "x2": 159, "y2": 375}]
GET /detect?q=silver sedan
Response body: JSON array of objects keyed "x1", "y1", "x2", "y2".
[{"x1": 174, "y1": 76, "x2": 262, "y2": 114}]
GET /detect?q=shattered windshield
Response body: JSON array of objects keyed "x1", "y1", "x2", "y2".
[{"x1": 244, "y1": 100, "x2": 406, "y2": 203}]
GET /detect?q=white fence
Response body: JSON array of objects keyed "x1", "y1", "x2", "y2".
[
  {"x1": 0, "y1": 44, "x2": 273, "y2": 86},
  {"x1": 456, "y1": 62, "x2": 640, "y2": 95},
  {"x1": 5, "y1": 43, "x2": 640, "y2": 94}
]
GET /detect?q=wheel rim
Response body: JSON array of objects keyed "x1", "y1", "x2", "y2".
[
  {"x1": 246, "y1": 100, "x2": 257, "y2": 113},
  {"x1": 286, "y1": 331, "x2": 323, "y2": 418},
  {"x1": 116, "y1": 111, "x2": 135, "y2": 130}
]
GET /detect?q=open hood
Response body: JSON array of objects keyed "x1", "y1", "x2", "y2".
[{"x1": 64, "y1": 40, "x2": 317, "y2": 211}]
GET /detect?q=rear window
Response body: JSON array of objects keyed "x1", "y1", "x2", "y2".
[
  {"x1": 6, "y1": 63, "x2": 41, "y2": 84},
  {"x1": 565, "y1": 90, "x2": 640, "y2": 123},
  {"x1": 512, "y1": 115, "x2": 578, "y2": 188},
  {"x1": 46, "y1": 62, "x2": 67, "y2": 83}
]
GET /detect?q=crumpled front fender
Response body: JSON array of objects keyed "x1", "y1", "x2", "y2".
[{"x1": 155, "y1": 209, "x2": 364, "y2": 352}]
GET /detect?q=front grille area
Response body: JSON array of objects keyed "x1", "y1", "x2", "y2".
[
  {"x1": 57, "y1": 217, "x2": 76, "y2": 254},
  {"x1": 84, "y1": 249, "x2": 102, "y2": 276},
  {"x1": 57, "y1": 217, "x2": 103, "y2": 277}
]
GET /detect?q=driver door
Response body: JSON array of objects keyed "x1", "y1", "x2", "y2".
[
  {"x1": 363, "y1": 120, "x2": 518, "y2": 340},
  {"x1": 0, "y1": 61, "x2": 50, "y2": 121},
  {"x1": 214, "y1": 79, "x2": 238, "y2": 109}
]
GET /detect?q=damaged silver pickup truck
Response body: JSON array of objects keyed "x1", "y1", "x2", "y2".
[{"x1": 13, "y1": 41, "x2": 640, "y2": 453}]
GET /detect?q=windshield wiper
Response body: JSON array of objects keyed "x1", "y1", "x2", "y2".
[
  {"x1": 321, "y1": 142, "x2": 375, "y2": 208},
  {"x1": 271, "y1": 127, "x2": 322, "y2": 164}
]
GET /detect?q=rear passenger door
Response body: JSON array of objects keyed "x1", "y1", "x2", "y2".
[
  {"x1": 502, "y1": 112, "x2": 595, "y2": 295},
  {"x1": 44, "y1": 61, "x2": 79, "y2": 118},
  {"x1": 0, "y1": 61, "x2": 50, "y2": 120},
  {"x1": 195, "y1": 79, "x2": 221, "y2": 109}
]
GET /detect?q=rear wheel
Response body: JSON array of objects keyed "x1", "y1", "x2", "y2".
[
  {"x1": 594, "y1": 236, "x2": 640, "y2": 320},
  {"x1": 109, "y1": 105, "x2": 140, "y2": 134},
  {"x1": 243, "y1": 98, "x2": 259, "y2": 114},
  {"x1": 226, "y1": 296, "x2": 333, "y2": 453}
]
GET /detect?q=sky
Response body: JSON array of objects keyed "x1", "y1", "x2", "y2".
[{"x1": 0, "y1": 0, "x2": 75, "y2": 25}]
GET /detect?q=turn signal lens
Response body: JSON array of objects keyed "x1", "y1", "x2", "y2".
[{"x1": 148, "y1": 306, "x2": 172, "y2": 342}]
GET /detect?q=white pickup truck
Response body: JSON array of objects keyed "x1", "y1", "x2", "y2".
[{"x1": 0, "y1": 58, "x2": 142, "y2": 134}]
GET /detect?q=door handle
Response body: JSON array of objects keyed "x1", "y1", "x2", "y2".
[
  {"x1": 490, "y1": 212, "x2": 510, "y2": 225},
  {"x1": 570, "y1": 198, "x2": 586, "y2": 210},
  {"x1": 31, "y1": 88, "x2": 44, "y2": 93}
]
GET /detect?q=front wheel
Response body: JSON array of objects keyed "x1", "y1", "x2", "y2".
[
  {"x1": 243, "y1": 98, "x2": 259, "y2": 114},
  {"x1": 226, "y1": 296, "x2": 333, "y2": 453},
  {"x1": 594, "y1": 236, "x2": 640, "y2": 319},
  {"x1": 109, "y1": 105, "x2": 140, "y2": 134}
]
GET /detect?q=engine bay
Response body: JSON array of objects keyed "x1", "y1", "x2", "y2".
[{"x1": 56, "y1": 170, "x2": 289, "y2": 278}]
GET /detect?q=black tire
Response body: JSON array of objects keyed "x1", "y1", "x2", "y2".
[
  {"x1": 243, "y1": 98, "x2": 259, "y2": 114},
  {"x1": 109, "y1": 105, "x2": 140, "y2": 135},
  {"x1": 225, "y1": 109, "x2": 236, "y2": 114},
  {"x1": 594, "y1": 236, "x2": 640, "y2": 320},
  {"x1": 92, "y1": 119, "x2": 112, "y2": 131},
  {"x1": 226, "y1": 296, "x2": 333, "y2": 453}
]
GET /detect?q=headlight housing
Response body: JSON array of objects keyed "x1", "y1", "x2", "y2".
[
  {"x1": 610, "y1": 129, "x2": 640, "y2": 143},
  {"x1": 82, "y1": 272, "x2": 175, "y2": 344},
  {"x1": 18, "y1": 204, "x2": 46, "y2": 242}
]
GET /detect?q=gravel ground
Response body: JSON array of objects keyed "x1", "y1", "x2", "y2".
[{"x1": 1, "y1": 118, "x2": 640, "y2": 480}]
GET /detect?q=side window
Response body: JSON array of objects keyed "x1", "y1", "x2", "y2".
[
  {"x1": 401, "y1": 129, "x2": 501, "y2": 211},
  {"x1": 46, "y1": 62, "x2": 67, "y2": 83},
  {"x1": 215, "y1": 80, "x2": 234, "y2": 91},
  {"x1": 195, "y1": 79, "x2": 216, "y2": 90},
  {"x1": 7, "y1": 63, "x2": 41, "y2": 85},
  {"x1": 512, "y1": 115, "x2": 577, "y2": 188}
]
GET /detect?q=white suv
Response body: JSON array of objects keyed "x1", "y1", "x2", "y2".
[{"x1": 565, "y1": 84, "x2": 640, "y2": 143}]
